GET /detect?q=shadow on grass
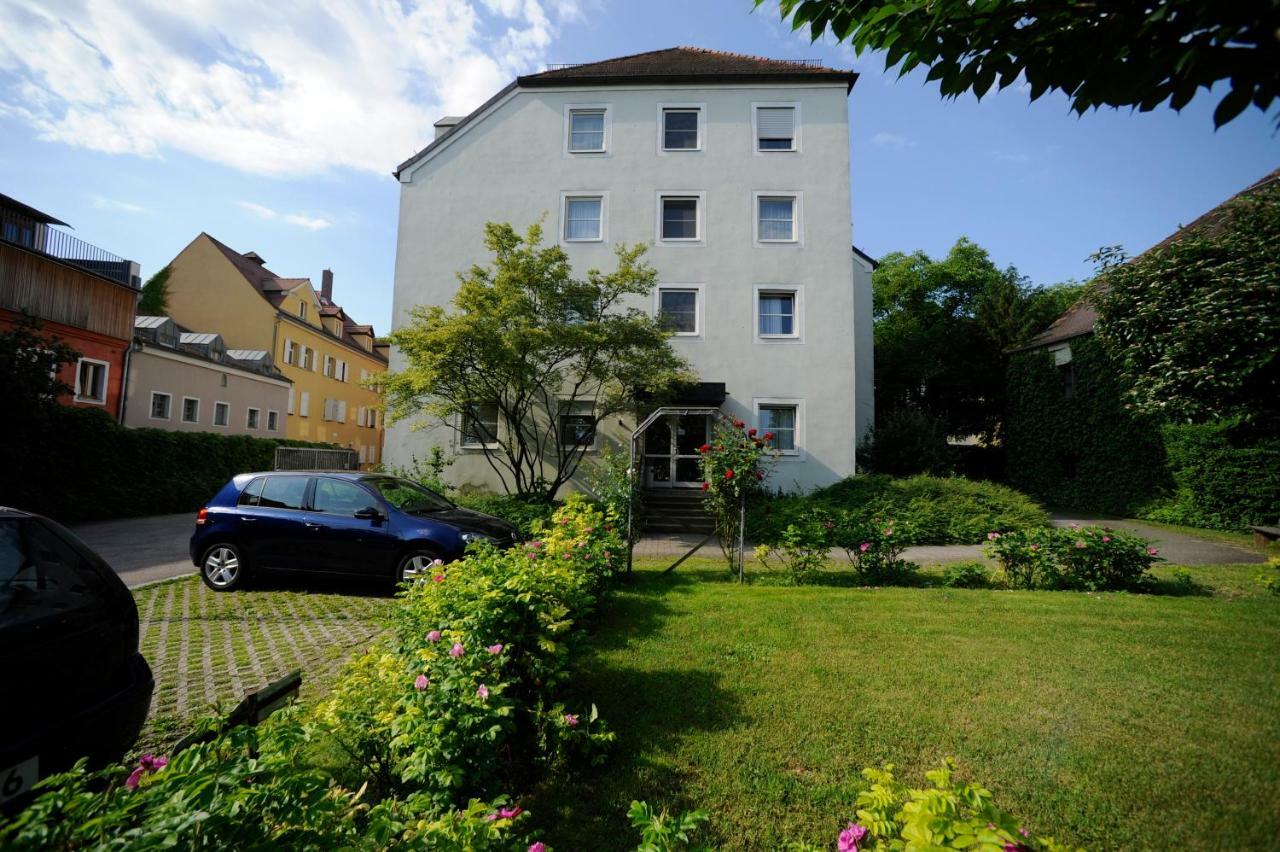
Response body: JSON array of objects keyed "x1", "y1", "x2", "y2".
[{"x1": 244, "y1": 571, "x2": 395, "y2": 598}]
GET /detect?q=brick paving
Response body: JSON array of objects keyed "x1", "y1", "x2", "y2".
[{"x1": 131, "y1": 576, "x2": 394, "y2": 753}]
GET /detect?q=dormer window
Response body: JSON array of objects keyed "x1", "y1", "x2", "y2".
[{"x1": 298, "y1": 302, "x2": 307, "y2": 319}]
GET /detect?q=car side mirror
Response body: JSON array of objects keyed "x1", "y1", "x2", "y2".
[{"x1": 354, "y1": 506, "x2": 385, "y2": 522}]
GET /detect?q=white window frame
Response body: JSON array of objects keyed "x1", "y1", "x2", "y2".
[
  {"x1": 557, "y1": 400, "x2": 598, "y2": 451},
  {"x1": 753, "y1": 397, "x2": 805, "y2": 459},
  {"x1": 754, "y1": 285, "x2": 805, "y2": 343},
  {"x1": 337, "y1": 360, "x2": 348, "y2": 382},
  {"x1": 213, "y1": 401, "x2": 231, "y2": 428},
  {"x1": 752, "y1": 102, "x2": 801, "y2": 154},
  {"x1": 73, "y1": 357, "x2": 110, "y2": 405},
  {"x1": 655, "y1": 191, "x2": 706, "y2": 245},
  {"x1": 181, "y1": 396, "x2": 200, "y2": 424},
  {"x1": 564, "y1": 104, "x2": 611, "y2": 155},
  {"x1": 246, "y1": 407, "x2": 261, "y2": 430},
  {"x1": 560, "y1": 191, "x2": 608, "y2": 244},
  {"x1": 299, "y1": 391, "x2": 310, "y2": 418},
  {"x1": 283, "y1": 338, "x2": 296, "y2": 365},
  {"x1": 267, "y1": 410, "x2": 280, "y2": 431},
  {"x1": 149, "y1": 391, "x2": 172, "y2": 421},
  {"x1": 459, "y1": 402, "x2": 501, "y2": 450},
  {"x1": 753, "y1": 191, "x2": 802, "y2": 246},
  {"x1": 298, "y1": 301, "x2": 308, "y2": 319},
  {"x1": 657, "y1": 103, "x2": 706, "y2": 154},
  {"x1": 654, "y1": 284, "x2": 705, "y2": 340}
]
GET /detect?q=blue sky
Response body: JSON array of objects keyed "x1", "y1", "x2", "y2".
[{"x1": 1, "y1": 0, "x2": 1274, "y2": 334}]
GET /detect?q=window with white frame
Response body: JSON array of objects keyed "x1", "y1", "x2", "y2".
[
  {"x1": 659, "y1": 195, "x2": 701, "y2": 241},
  {"x1": 213, "y1": 401, "x2": 230, "y2": 427},
  {"x1": 567, "y1": 107, "x2": 607, "y2": 152},
  {"x1": 757, "y1": 288, "x2": 800, "y2": 338},
  {"x1": 323, "y1": 355, "x2": 335, "y2": 378},
  {"x1": 182, "y1": 397, "x2": 200, "y2": 423},
  {"x1": 558, "y1": 401, "x2": 596, "y2": 449},
  {"x1": 267, "y1": 410, "x2": 279, "y2": 431},
  {"x1": 246, "y1": 407, "x2": 260, "y2": 429},
  {"x1": 150, "y1": 392, "x2": 171, "y2": 420},
  {"x1": 758, "y1": 403, "x2": 798, "y2": 453},
  {"x1": 563, "y1": 195, "x2": 603, "y2": 241},
  {"x1": 756, "y1": 195, "x2": 798, "y2": 243},
  {"x1": 299, "y1": 391, "x2": 310, "y2": 417},
  {"x1": 74, "y1": 358, "x2": 109, "y2": 404},
  {"x1": 754, "y1": 104, "x2": 797, "y2": 151},
  {"x1": 656, "y1": 287, "x2": 700, "y2": 335},
  {"x1": 337, "y1": 360, "x2": 348, "y2": 382},
  {"x1": 298, "y1": 302, "x2": 308, "y2": 319},
  {"x1": 662, "y1": 108, "x2": 700, "y2": 150},
  {"x1": 283, "y1": 339, "x2": 297, "y2": 365},
  {"x1": 461, "y1": 402, "x2": 500, "y2": 448}
]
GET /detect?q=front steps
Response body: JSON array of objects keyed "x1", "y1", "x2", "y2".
[{"x1": 640, "y1": 488, "x2": 716, "y2": 534}]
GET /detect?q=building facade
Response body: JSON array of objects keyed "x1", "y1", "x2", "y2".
[
  {"x1": 162, "y1": 233, "x2": 387, "y2": 465},
  {"x1": 124, "y1": 316, "x2": 292, "y2": 436},
  {"x1": 386, "y1": 48, "x2": 875, "y2": 493}
]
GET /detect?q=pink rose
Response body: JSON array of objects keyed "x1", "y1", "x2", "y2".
[
  {"x1": 476, "y1": 683, "x2": 489, "y2": 699},
  {"x1": 414, "y1": 674, "x2": 429, "y2": 691},
  {"x1": 564, "y1": 713, "x2": 579, "y2": 727},
  {"x1": 838, "y1": 822, "x2": 868, "y2": 852},
  {"x1": 427, "y1": 630, "x2": 441, "y2": 642},
  {"x1": 450, "y1": 643, "x2": 464, "y2": 658},
  {"x1": 487, "y1": 644, "x2": 503, "y2": 655}
]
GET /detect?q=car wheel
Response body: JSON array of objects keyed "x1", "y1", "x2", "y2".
[
  {"x1": 200, "y1": 544, "x2": 247, "y2": 591},
  {"x1": 396, "y1": 548, "x2": 443, "y2": 586}
]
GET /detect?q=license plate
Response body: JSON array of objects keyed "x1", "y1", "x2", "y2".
[{"x1": 0, "y1": 756, "x2": 38, "y2": 805}]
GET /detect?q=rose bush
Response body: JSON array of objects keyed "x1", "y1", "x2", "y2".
[
  {"x1": 986, "y1": 525, "x2": 1160, "y2": 591},
  {"x1": 698, "y1": 417, "x2": 778, "y2": 572}
]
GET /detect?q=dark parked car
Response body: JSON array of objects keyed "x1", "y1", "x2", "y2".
[
  {"x1": 0, "y1": 507, "x2": 154, "y2": 810},
  {"x1": 189, "y1": 472, "x2": 518, "y2": 591}
]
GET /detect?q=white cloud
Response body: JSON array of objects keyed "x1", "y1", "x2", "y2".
[
  {"x1": 0, "y1": 1, "x2": 577, "y2": 177},
  {"x1": 284, "y1": 213, "x2": 332, "y2": 231},
  {"x1": 91, "y1": 195, "x2": 147, "y2": 213},
  {"x1": 236, "y1": 200, "x2": 278, "y2": 220},
  {"x1": 236, "y1": 200, "x2": 332, "y2": 230},
  {"x1": 870, "y1": 131, "x2": 916, "y2": 150}
]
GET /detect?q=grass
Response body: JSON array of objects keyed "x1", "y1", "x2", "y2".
[
  {"x1": 536, "y1": 557, "x2": 1280, "y2": 850},
  {"x1": 131, "y1": 575, "x2": 394, "y2": 754}
]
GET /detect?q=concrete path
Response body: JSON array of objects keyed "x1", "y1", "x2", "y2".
[{"x1": 71, "y1": 513, "x2": 197, "y2": 588}]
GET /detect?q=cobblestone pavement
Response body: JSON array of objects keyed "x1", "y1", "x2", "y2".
[{"x1": 132, "y1": 576, "x2": 394, "y2": 753}]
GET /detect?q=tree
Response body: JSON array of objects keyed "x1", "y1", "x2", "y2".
[
  {"x1": 0, "y1": 312, "x2": 80, "y2": 418},
  {"x1": 761, "y1": 0, "x2": 1280, "y2": 127},
  {"x1": 1092, "y1": 179, "x2": 1280, "y2": 426},
  {"x1": 138, "y1": 265, "x2": 171, "y2": 315},
  {"x1": 379, "y1": 221, "x2": 693, "y2": 501}
]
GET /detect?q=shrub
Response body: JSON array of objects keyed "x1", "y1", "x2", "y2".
[
  {"x1": 857, "y1": 406, "x2": 956, "y2": 476},
  {"x1": 453, "y1": 493, "x2": 558, "y2": 538},
  {"x1": 942, "y1": 561, "x2": 992, "y2": 589},
  {"x1": 586, "y1": 446, "x2": 644, "y2": 544},
  {"x1": 698, "y1": 416, "x2": 778, "y2": 570},
  {"x1": 984, "y1": 528, "x2": 1058, "y2": 590},
  {"x1": 986, "y1": 526, "x2": 1159, "y2": 591},
  {"x1": 755, "y1": 516, "x2": 832, "y2": 583},
  {"x1": 833, "y1": 515, "x2": 919, "y2": 585},
  {"x1": 628, "y1": 800, "x2": 711, "y2": 852}
]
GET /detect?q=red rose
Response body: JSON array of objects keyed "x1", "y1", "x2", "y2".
[
  {"x1": 724, "y1": 469, "x2": 735, "y2": 479},
  {"x1": 763, "y1": 432, "x2": 774, "y2": 441},
  {"x1": 698, "y1": 443, "x2": 711, "y2": 453},
  {"x1": 747, "y1": 428, "x2": 757, "y2": 437},
  {"x1": 755, "y1": 471, "x2": 764, "y2": 480},
  {"x1": 700, "y1": 481, "x2": 710, "y2": 491},
  {"x1": 733, "y1": 419, "x2": 745, "y2": 429}
]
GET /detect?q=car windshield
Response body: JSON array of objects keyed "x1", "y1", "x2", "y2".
[
  {"x1": 0, "y1": 518, "x2": 105, "y2": 627},
  {"x1": 366, "y1": 477, "x2": 455, "y2": 514}
]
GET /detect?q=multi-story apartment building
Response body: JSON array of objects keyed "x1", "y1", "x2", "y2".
[
  {"x1": 0, "y1": 192, "x2": 141, "y2": 419},
  {"x1": 386, "y1": 47, "x2": 874, "y2": 493},
  {"x1": 162, "y1": 234, "x2": 387, "y2": 465}
]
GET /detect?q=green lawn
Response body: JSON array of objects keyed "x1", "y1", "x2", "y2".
[{"x1": 537, "y1": 558, "x2": 1280, "y2": 850}]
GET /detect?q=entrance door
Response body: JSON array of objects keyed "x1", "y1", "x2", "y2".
[{"x1": 642, "y1": 413, "x2": 710, "y2": 488}]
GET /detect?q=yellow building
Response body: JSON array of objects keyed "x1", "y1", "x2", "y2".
[{"x1": 163, "y1": 233, "x2": 386, "y2": 465}]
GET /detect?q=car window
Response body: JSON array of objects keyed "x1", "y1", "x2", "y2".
[
  {"x1": 257, "y1": 476, "x2": 308, "y2": 510},
  {"x1": 0, "y1": 519, "x2": 107, "y2": 628},
  {"x1": 237, "y1": 477, "x2": 266, "y2": 507},
  {"x1": 366, "y1": 477, "x2": 454, "y2": 514},
  {"x1": 312, "y1": 479, "x2": 376, "y2": 516}
]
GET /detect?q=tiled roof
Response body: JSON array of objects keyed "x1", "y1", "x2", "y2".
[
  {"x1": 1017, "y1": 300, "x2": 1100, "y2": 351},
  {"x1": 519, "y1": 47, "x2": 856, "y2": 88}
]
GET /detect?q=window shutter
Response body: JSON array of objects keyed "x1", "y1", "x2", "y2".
[
  {"x1": 338, "y1": 400, "x2": 347, "y2": 422},
  {"x1": 757, "y1": 107, "x2": 794, "y2": 139},
  {"x1": 300, "y1": 392, "x2": 310, "y2": 417},
  {"x1": 284, "y1": 338, "x2": 294, "y2": 364},
  {"x1": 287, "y1": 391, "x2": 294, "y2": 415}
]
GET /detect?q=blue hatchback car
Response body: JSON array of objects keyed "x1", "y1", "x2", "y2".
[{"x1": 190, "y1": 472, "x2": 518, "y2": 591}]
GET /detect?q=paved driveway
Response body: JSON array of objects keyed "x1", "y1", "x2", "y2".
[{"x1": 71, "y1": 513, "x2": 196, "y2": 588}]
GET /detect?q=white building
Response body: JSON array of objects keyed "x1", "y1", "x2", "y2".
[{"x1": 386, "y1": 47, "x2": 874, "y2": 494}]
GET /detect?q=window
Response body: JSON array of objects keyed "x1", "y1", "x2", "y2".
[
  {"x1": 756, "y1": 288, "x2": 802, "y2": 339},
  {"x1": 322, "y1": 398, "x2": 347, "y2": 422},
  {"x1": 74, "y1": 358, "x2": 109, "y2": 404},
  {"x1": 461, "y1": 402, "x2": 499, "y2": 448},
  {"x1": 246, "y1": 407, "x2": 260, "y2": 429},
  {"x1": 563, "y1": 195, "x2": 603, "y2": 242},
  {"x1": 0, "y1": 518, "x2": 108, "y2": 629},
  {"x1": 298, "y1": 302, "x2": 308, "y2": 319},
  {"x1": 357, "y1": 405, "x2": 367, "y2": 427},
  {"x1": 267, "y1": 410, "x2": 279, "y2": 431},
  {"x1": 337, "y1": 360, "x2": 348, "y2": 382},
  {"x1": 657, "y1": 287, "x2": 700, "y2": 335},
  {"x1": 659, "y1": 195, "x2": 701, "y2": 241},
  {"x1": 237, "y1": 477, "x2": 266, "y2": 507},
  {"x1": 323, "y1": 355, "x2": 335, "y2": 378},
  {"x1": 257, "y1": 476, "x2": 307, "y2": 510},
  {"x1": 283, "y1": 339, "x2": 296, "y2": 365},
  {"x1": 559, "y1": 403, "x2": 596, "y2": 449},
  {"x1": 149, "y1": 391, "x2": 171, "y2": 420},
  {"x1": 754, "y1": 104, "x2": 798, "y2": 151},
  {"x1": 299, "y1": 391, "x2": 310, "y2": 417},
  {"x1": 662, "y1": 108, "x2": 701, "y2": 150},
  {"x1": 220, "y1": 373, "x2": 228, "y2": 387},
  {"x1": 300, "y1": 346, "x2": 314, "y2": 371},
  {"x1": 567, "y1": 107, "x2": 607, "y2": 153},
  {"x1": 213, "y1": 401, "x2": 230, "y2": 427},
  {"x1": 182, "y1": 397, "x2": 200, "y2": 423},
  {"x1": 756, "y1": 194, "x2": 798, "y2": 243},
  {"x1": 758, "y1": 404, "x2": 798, "y2": 453},
  {"x1": 312, "y1": 478, "x2": 376, "y2": 516}
]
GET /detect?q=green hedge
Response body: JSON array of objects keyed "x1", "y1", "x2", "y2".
[{"x1": 4, "y1": 407, "x2": 332, "y2": 523}]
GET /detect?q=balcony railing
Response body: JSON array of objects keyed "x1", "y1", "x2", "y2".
[{"x1": 0, "y1": 208, "x2": 139, "y2": 288}]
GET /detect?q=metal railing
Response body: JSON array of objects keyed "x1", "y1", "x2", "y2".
[
  {"x1": 0, "y1": 208, "x2": 138, "y2": 288},
  {"x1": 274, "y1": 446, "x2": 360, "y2": 471}
]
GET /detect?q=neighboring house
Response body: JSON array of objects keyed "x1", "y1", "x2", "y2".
[
  {"x1": 124, "y1": 316, "x2": 292, "y2": 436},
  {"x1": 387, "y1": 47, "x2": 875, "y2": 493},
  {"x1": 162, "y1": 234, "x2": 387, "y2": 466},
  {"x1": 0, "y1": 192, "x2": 141, "y2": 419}
]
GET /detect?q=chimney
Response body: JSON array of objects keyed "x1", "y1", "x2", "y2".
[
  {"x1": 433, "y1": 116, "x2": 463, "y2": 139},
  {"x1": 242, "y1": 251, "x2": 266, "y2": 266},
  {"x1": 321, "y1": 268, "x2": 334, "y2": 302}
]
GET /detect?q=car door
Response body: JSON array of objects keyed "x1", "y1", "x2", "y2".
[
  {"x1": 304, "y1": 477, "x2": 399, "y2": 577},
  {"x1": 249, "y1": 475, "x2": 312, "y2": 571}
]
